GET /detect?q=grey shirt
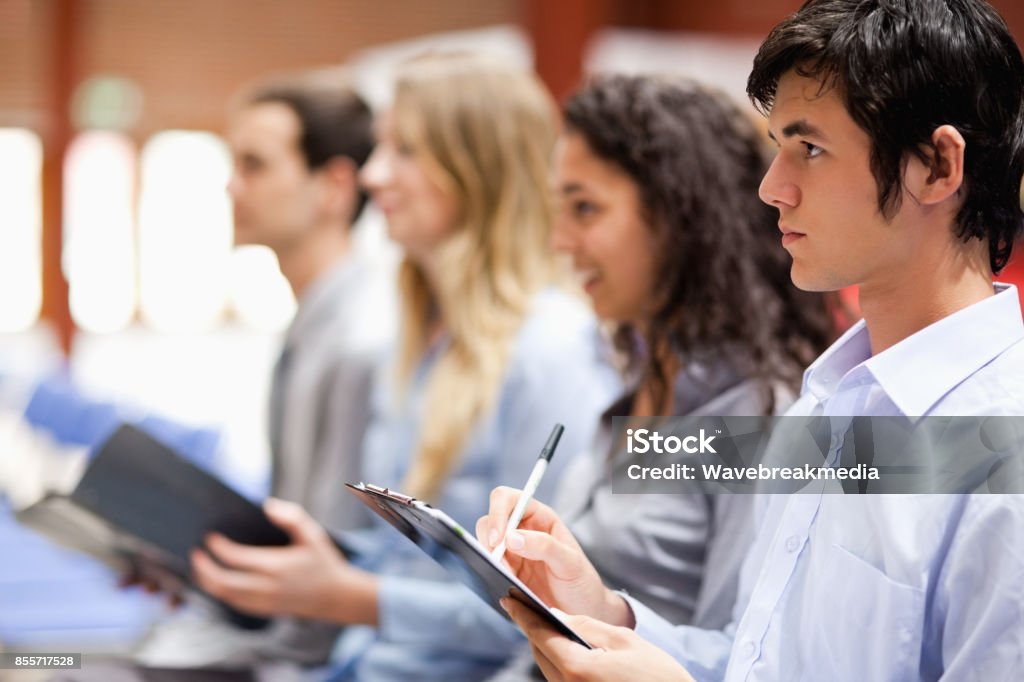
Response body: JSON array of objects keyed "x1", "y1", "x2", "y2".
[
  {"x1": 557, "y1": 364, "x2": 782, "y2": 630},
  {"x1": 259, "y1": 251, "x2": 396, "y2": 664},
  {"x1": 269, "y1": 252, "x2": 396, "y2": 536}
]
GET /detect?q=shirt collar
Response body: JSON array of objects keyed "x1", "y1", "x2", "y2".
[
  {"x1": 802, "y1": 317, "x2": 871, "y2": 403},
  {"x1": 803, "y1": 283, "x2": 1024, "y2": 417}
]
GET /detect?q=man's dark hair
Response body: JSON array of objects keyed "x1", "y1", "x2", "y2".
[
  {"x1": 564, "y1": 75, "x2": 838, "y2": 414},
  {"x1": 748, "y1": 0, "x2": 1024, "y2": 273},
  {"x1": 246, "y1": 80, "x2": 374, "y2": 225}
]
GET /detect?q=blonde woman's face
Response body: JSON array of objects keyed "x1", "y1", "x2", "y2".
[
  {"x1": 360, "y1": 111, "x2": 458, "y2": 262},
  {"x1": 551, "y1": 132, "x2": 658, "y2": 323}
]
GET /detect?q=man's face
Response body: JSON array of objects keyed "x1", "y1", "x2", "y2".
[
  {"x1": 759, "y1": 71, "x2": 920, "y2": 293},
  {"x1": 227, "y1": 102, "x2": 322, "y2": 252}
]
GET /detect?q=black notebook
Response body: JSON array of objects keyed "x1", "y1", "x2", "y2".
[{"x1": 16, "y1": 423, "x2": 291, "y2": 630}]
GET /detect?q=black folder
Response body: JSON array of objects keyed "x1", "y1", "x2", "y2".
[{"x1": 17, "y1": 423, "x2": 291, "y2": 629}]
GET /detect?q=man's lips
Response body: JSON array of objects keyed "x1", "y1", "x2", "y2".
[{"x1": 779, "y1": 224, "x2": 806, "y2": 247}]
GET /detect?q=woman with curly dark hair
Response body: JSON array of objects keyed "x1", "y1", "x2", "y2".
[
  {"x1": 481, "y1": 74, "x2": 839, "y2": 681},
  {"x1": 559, "y1": 73, "x2": 836, "y2": 417}
]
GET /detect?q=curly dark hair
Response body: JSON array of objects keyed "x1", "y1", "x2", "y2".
[
  {"x1": 747, "y1": 0, "x2": 1024, "y2": 273},
  {"x1": 563, "y1": 74, "x2": 838, "y2": 413}
]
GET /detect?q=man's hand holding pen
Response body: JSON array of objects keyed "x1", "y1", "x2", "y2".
[
  {"x1": 476, "y1": 487, "x2": 696, "y2": 681},
  {"x1": 476, "y1": 486, "x2": 632, "y2": 628}
]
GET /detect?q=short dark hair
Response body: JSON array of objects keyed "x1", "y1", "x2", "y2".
[
  {"x1": 748, "y1": 0, "x2": 1024, "y2": 273},
  {"x1": 246, "y1": 79, "x2": 374, "y2": 225},
  {"x1": 564, "y1": 75, "x2": 837, "y2": 413}
]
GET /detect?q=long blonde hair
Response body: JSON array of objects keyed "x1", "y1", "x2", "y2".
[{"x1": 391, "y1": 53, "x2": 558, "y2": 500}]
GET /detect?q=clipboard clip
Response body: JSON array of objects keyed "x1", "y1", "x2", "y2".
[{"x1": 363, "y1": 483, "x2": 415, "y2": 505}]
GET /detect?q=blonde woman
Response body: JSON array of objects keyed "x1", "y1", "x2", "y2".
[{"x1": 190, "y1": 53, "x2": 620, "y2": 681}]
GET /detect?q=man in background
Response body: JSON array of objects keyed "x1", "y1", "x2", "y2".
[{"x1": 120, "y1": 73, "x2": 396, "y2": 678}]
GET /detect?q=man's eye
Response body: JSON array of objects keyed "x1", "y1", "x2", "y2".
[
  {"x1": 802, "y1": 142, "x2": 823, "y2": 159},
  {"x1": 240, "y1": 157, "x2": 263, "y2": 173}
]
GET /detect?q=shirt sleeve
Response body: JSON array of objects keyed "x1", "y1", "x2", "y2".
[
  {"x1": 377, "y1": 573, "x2": 526, "y2": 658},
  {"x1": 624, "y1": 593, "x2": 734, "y2": 682}
]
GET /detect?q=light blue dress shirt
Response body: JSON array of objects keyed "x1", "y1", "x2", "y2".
[
  {"x1": 627, "y1": 283, "x2": 1024, "y2": 681},
  {"x1": 329, "y1": 288, "x2": 621, "y2": 682}
]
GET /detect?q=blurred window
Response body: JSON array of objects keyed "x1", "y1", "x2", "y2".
[
  {"x1": 135, "y1": 131, "x2": 294, "y2": 333},
  {"x1": 64, "y1": 131, "x2": 137, "y2": 332},
  {"x1": 0, "y1": 129, "x2": 43, "y2": 332},
  {"x1": 137, "y1": 130, "x2": 234, "y2": 332},
  {"x1": 226, "y1": 245, "x2": 295, "y2": 332}
]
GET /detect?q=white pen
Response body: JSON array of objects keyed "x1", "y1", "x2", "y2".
[{"x1": 492, "y1": 423, "x2": 565, "y2": 562}]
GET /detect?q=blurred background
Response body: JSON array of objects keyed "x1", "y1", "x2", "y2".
[{"x1": 0, "y1": 0, "x2": 1022, "y2": 660}]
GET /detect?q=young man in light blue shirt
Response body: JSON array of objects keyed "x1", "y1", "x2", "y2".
[{"x1": 477, "y1": 0, "x2": 1024, "y2": 679}]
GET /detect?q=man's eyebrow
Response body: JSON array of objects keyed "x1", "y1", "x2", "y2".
[
  {"x1": 767, "y1": 119, "x2": 828, "y2": 143},
  {"x1": 559, "y1": 182, "x2": 585, "y2": 194}
]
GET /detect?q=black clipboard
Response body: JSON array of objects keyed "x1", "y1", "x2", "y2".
[
  {"x1": 18, "y1": 424, "x2": 289, "y2": 629},
  {"x1": 345, "y1": 482, "x2": 593, "y2": 649}
]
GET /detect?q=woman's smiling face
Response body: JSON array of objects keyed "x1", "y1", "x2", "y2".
[{"x1": 551, "y1": 131, "x2": 658, "y2": 323}]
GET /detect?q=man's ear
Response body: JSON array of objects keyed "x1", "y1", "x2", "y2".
[
  {"x1": 908, "y1": 124, "x2": 966, "y2": 206},
  {"x1": 318, "y1": 156, "x2": 359, "y2": 221}
]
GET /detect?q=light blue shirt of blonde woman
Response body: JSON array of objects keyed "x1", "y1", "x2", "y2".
[
  {"x1": 329, "y1": 288, "x2": 622, "y2": 682},
  {"x1": 626, "y1": 283, "x2": 1024, "y2": 682}
]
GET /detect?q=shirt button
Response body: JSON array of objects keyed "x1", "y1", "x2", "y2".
[
  {"x1": 898, "y1": 618, "x2": 917, "y2": 642},
  {"x1": 785, "y1": 535, "x2": 802, "y2": 553},
  {"x1": 740, "y1": 640, "x2": 757, "y2": 659}
]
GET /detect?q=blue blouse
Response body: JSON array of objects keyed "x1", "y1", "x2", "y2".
[{"x1": 329, "y1": 288, "x2": 621, "y2": 682}]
